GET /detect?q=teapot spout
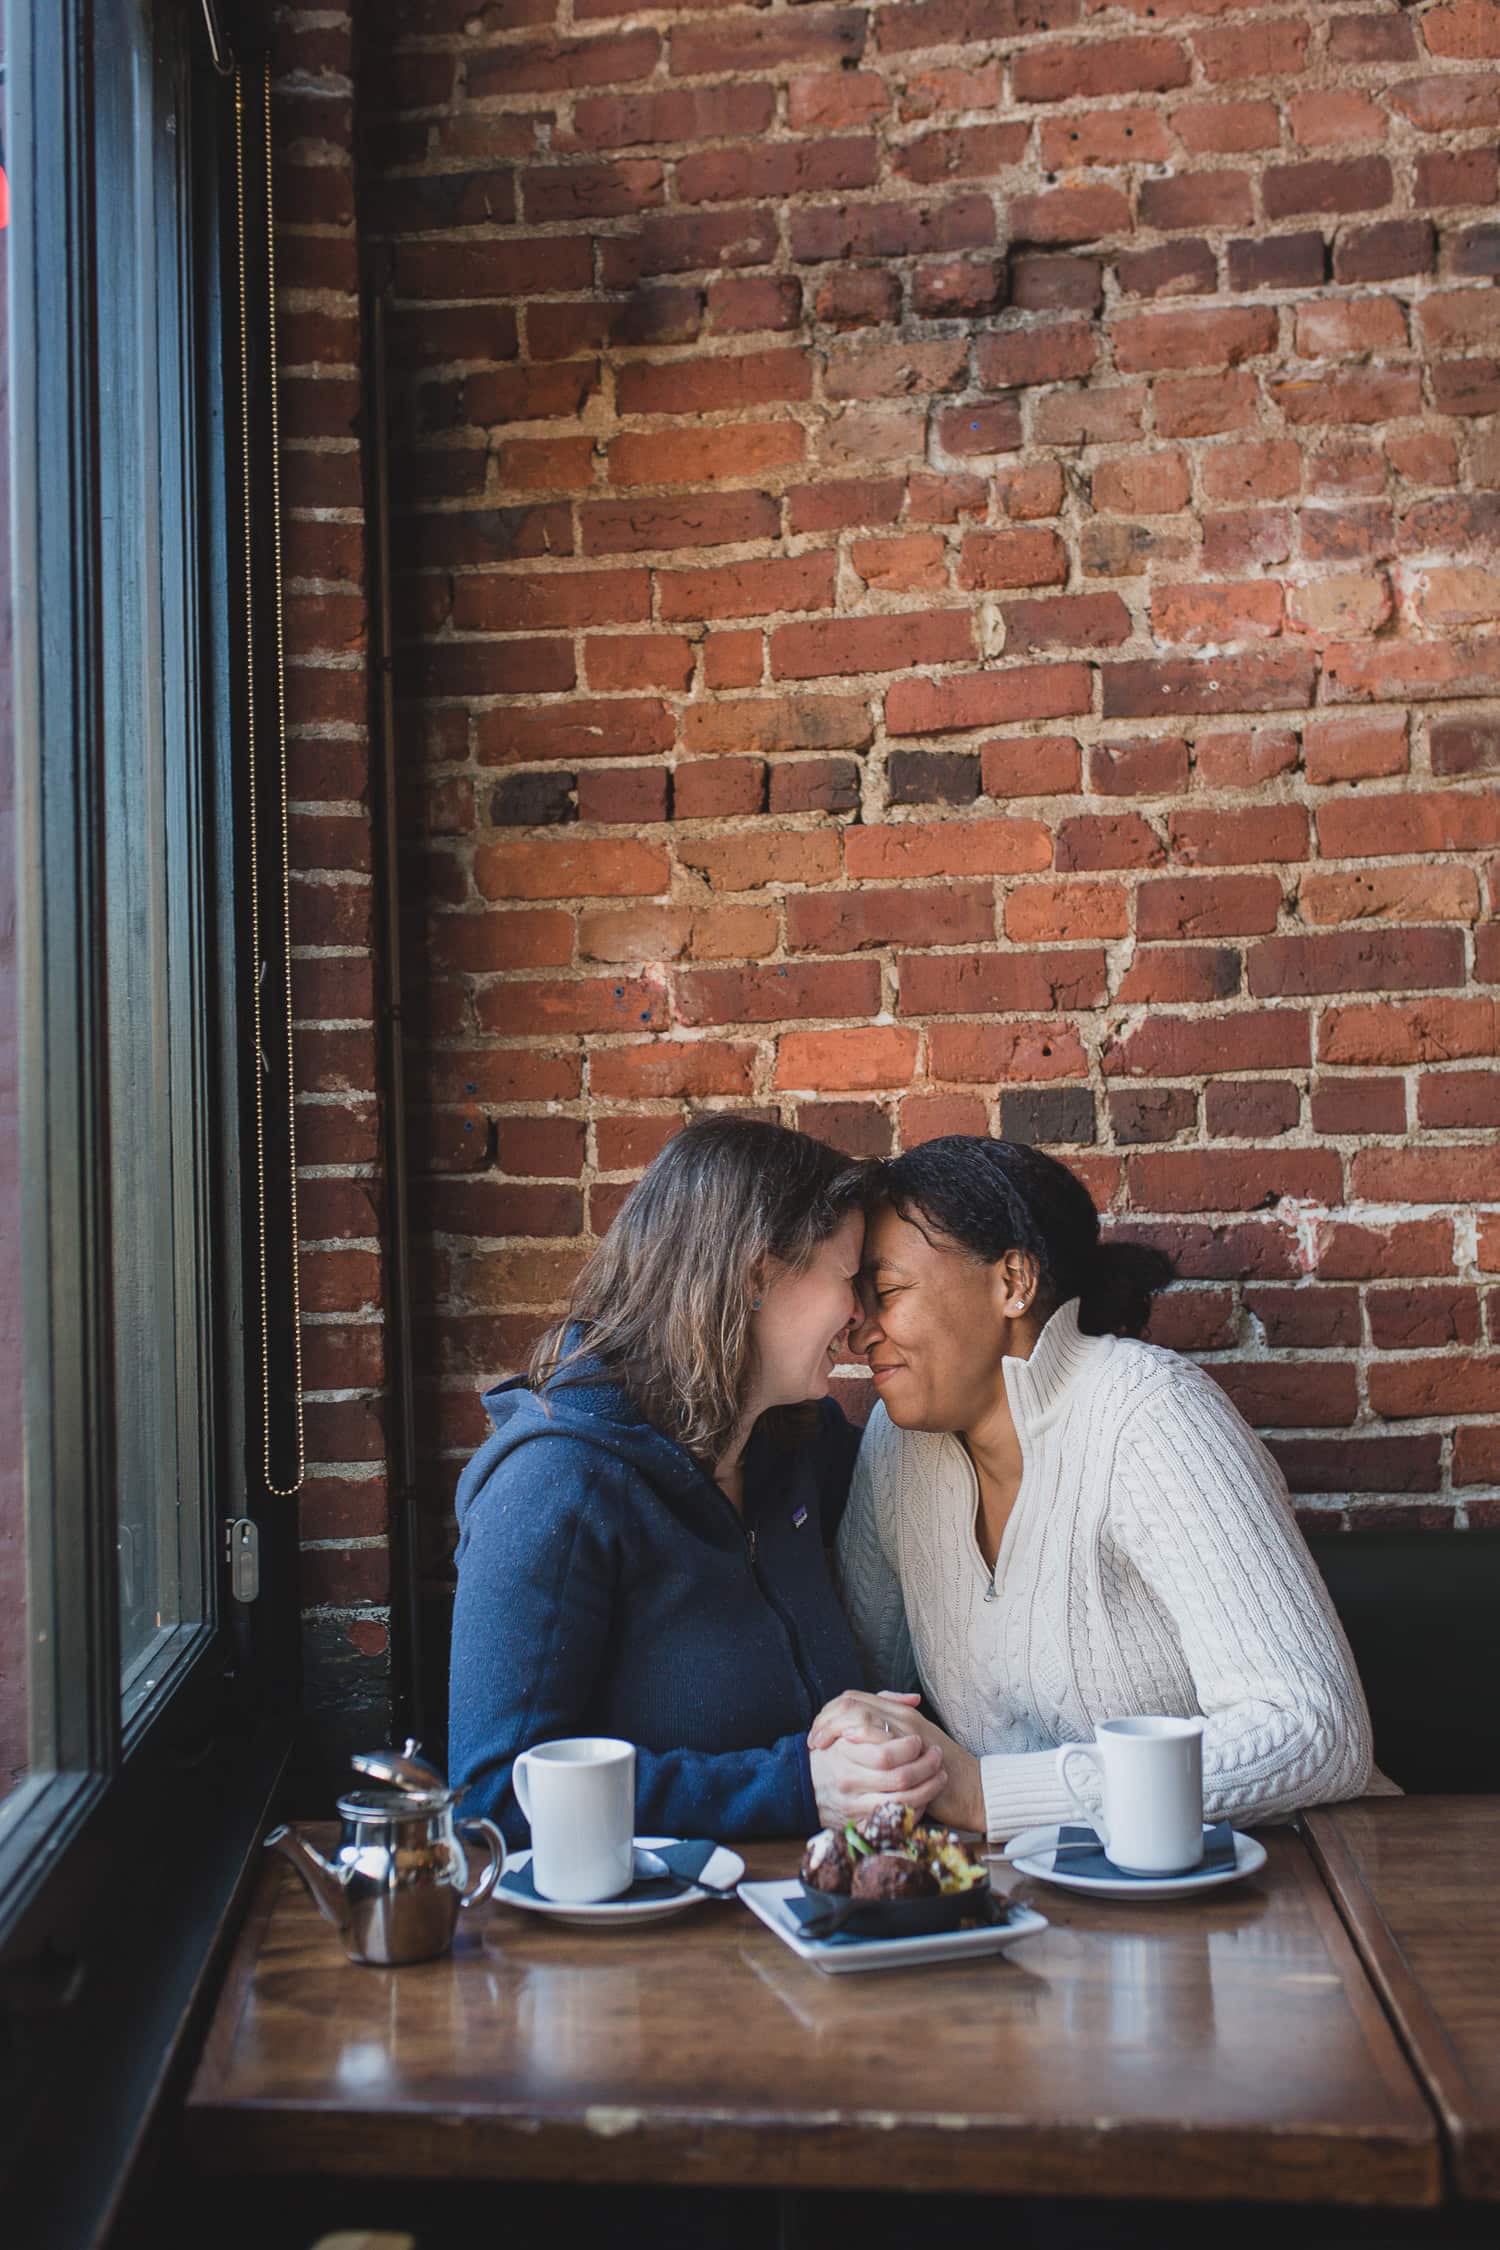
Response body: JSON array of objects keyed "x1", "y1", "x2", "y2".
[{"x1": 264, "y1": 1823, "x2": 351, "y2": 1934}]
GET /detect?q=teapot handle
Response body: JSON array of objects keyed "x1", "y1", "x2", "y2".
[{"x1": 457, "y1": 1816, "x2": 507, "y2": 1912}]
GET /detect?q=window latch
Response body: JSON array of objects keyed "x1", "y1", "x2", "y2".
[{"x1": 226, "y1": 1517, "x2": 260, "y2": 1603}]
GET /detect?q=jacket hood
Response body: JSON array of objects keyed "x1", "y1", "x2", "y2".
[{"x1": 460, "y1": 1355, "x2": 711, "y2": 1527}]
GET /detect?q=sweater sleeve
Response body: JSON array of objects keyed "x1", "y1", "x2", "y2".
[
  {"x1": 1107, "y1": 1366, "x2": 1375, "y2": 1823},
  {"x1": 448, "y1": 1441, "x2": 816, "y2": 1847},
  {"x1": 976, "y1": 1367, "x2": 1376, "y2": 1843},
  {"x1": 834, "y1": 1410, "x2": 919, "y2": 1692}
]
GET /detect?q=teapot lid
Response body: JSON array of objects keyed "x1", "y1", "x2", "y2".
[
  {"x1": 337, "y1": 1783, "x2": 452, "y2": 1819},
  {"x1": 350, "y1": 1737, "x2": 449, "y2": 1797}
]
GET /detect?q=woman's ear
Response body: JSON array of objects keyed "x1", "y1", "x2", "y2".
[{"x1": 996, "y1": 1249, "x2": 1041, "y2": 1321}]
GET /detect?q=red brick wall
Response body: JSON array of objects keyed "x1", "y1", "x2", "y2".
[
  {"x1": 334, "y1": 0, "x2": 1500, "y2": 1690},
  {"x1": 274, "y1": 5, "x2": 395, "y2": 1763}
]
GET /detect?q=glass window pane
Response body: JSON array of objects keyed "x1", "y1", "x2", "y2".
[
  {"x1": 94, "y1": 0, "x2": 206, "y2": 1712},
  {"x1": 0, "y1": 40, "x2": 25, "y2": 1815}
]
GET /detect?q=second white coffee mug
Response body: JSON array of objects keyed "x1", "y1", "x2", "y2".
[
  {"x1": 1056, "y1": 1715, "x2": 1206, "y2": 1876},
  {"x1": 512, "y1": 1736, "x2": 636, "y2": 1902}
]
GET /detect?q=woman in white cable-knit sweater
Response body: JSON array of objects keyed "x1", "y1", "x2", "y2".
[{"x1": 811, "y1": 1136, "x2": 1380, "y2": 1841}]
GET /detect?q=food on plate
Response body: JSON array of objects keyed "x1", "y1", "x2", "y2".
[
  {"x1": 800, "y1": 1826, "x2": 854, "y2": 1893},
  {"x1": 927, "y1": 1828, "x2": 988, "y2": 1894},
  {"x1": 852, "y1": 1850, "x2": 939, "y2": 1902},
  {"x1": 861, "y1": 1798, "x2": 921, "y2": 1853},
  {"x1": 801, "y1": 1798, "x2": 988, "y2": 1899}
]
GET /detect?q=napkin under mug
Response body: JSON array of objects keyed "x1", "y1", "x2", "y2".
[
  {"x1": 1053, "y1": 1819, "x2": 1237, "y2": 1882},
  {"x1": 501, "y1": 1837, "x2": 718, "y2": 1905}
]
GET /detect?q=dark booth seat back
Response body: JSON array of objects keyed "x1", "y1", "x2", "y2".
[
  {"x1": 1308, "y1": 1531, "x2": 1500, "y2": 1796},
  {"x1": 416, "y1": 1534, "x2": 1497, "y2": 1803}
]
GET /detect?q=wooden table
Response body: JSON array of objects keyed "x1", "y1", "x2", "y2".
[
  {"x1": 1304, "y1": 1796, "x2": 1500, "y2": 2203},
  {"x1": 185, "y1": 1831, "x2": 1440, "y2": 2208}
]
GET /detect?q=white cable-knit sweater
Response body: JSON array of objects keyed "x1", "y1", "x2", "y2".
[{"x1": 835, "y1": 1299, "x2": 1379, "y2": 1841}]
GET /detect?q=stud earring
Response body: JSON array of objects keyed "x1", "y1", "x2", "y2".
[{"x1": 752, "y1": 1297, "x2": 762, "y2": 1310}]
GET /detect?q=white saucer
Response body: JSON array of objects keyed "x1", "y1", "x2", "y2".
[
  {"x1": 494, "y1": 1836, "x2": 746, "y2": 1927},
  {"x1": 1003, "y1": 1824, "x2": 1267, "y2": 1899},
  {"x1": 738, "y1": 1878, "x2": 1049, "y2": 1975}
]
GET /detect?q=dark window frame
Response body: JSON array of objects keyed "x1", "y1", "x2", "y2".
[{"x1": 0, "y1": 4, "x2": 297, "y2": 2237}]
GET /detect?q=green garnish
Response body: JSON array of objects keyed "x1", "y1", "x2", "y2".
[{"x1": 844, "y1": 1821, "x2": 873, "y2": 1857}]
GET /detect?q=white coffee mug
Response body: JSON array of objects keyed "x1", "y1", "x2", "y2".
[
  {"x1": 512, "y1": 1736, "x2": 636, "y2": 1902},
  {"x1": 1056, "y1": 1715, "x2": 1206, "y2": 1876}
]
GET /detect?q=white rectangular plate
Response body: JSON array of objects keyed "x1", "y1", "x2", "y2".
[{"x1": 737, "y1": 1878, "x2": 1048, "y2": 1976}]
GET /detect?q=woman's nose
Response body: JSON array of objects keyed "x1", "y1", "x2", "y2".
[{"x1": 850, "y1": 1300, "x2": 881, "y2": 1357}]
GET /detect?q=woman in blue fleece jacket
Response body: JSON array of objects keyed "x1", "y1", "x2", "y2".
[{"x1": 449, "y1": 1117, "x2": 948, "y2": 1846}]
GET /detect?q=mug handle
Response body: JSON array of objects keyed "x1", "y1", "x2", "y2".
[
  {"x1": 1055, "y1": 1743, "x2": 1108, "y2": 1850},
  {"x1": 512, "y1": 1750, "x2": 533, "y2": 1827},
  {"x1": 457, "y1": 1816, "x2": 507, "y2": 1912}
]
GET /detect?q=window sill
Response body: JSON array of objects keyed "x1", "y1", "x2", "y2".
[{"x1": 0, "y1": 1707, "x2": 290, "y2": 2250}]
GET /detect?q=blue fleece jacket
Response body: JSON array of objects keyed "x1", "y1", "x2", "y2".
[{"x1": 448, "y1": 1362, "x2": 868, "y2": 1846}]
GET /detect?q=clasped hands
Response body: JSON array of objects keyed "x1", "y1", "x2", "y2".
[{"x1": 806, "y1": 1687, "x2": 983, "y2": 1834}]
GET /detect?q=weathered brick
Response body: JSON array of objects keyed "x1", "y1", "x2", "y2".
[
  {"x1": 1332, "y1": 219, "x2": 1435, "y2": 284},
  {"x1": 1128, "y1": 1147, "x2": 1342, "y2": 1215},
  {"x1": 1093, "y1": 452, "x2": 1190, "y2": 514},
  {"x1": 1115, "y1": 241, "x2": 1217, "y2": 300},
  {"x1": 1102, "y1": 652, "x2": 1317, "y2": 721},
  {"x1": 1103, "y1": 1010, "x2": 1310, "y2": 1079},
  {"x1": 981, "y1": 734, "x2": 1081, "y2": 797},
  {"x1": 474, "y1": 837, "x2": 668, "y2": 902},
  {"x1": 1137, "y1": 875, "x2": 1282, "y2": 940},
  {"x1": 773, "y1": 1026, "x2": 919, "y2": 1093},
  {"x1": 606, "y1": 423, "x2": 804, "y2": 491},
  {"x1": 658, "y1": 553, "x2": 837, "y2": 624},
  {"x1": 999, "y1": 1087, "x2": 1097, "y2": 1145},
  {"x1": 771, "y1": 611, "x2": 974, "y2": 681},
  {"x1": 615, "y1": 349, "x2": 811, "y2": 419},
  {"x1": 1086, "y1": 737, "x2": 1189, "y2": 796},
  {"x1": 1248, "y1": 929, "x2": 1465, "y2": 999},
  {"x1": 771, "y1": 757, "x2": 861, "y2": 818},
  {"x1": 886, "y1": 748, "x2": 979, "y2": 805},
  {"x1": 885, "y1": 664, "x2": 1091, "y2": 737},
  {"x1": 845, "y1": 817, "x2": 1051, "y2": 881},
  {"x1": 958, "y1": 529, "x2": 1070, "y2": 590},
  {"x1": 975, "y1": 325, "x2": 1097, "y2": 389},
  {"x1": 339, "y1": 0, "x2": 1492, "y2": 1574},
  {"x1": 474, "y1": 701, "x2": 672, "y2": 769},
  {"x1": 1007, "y1": 184, "x2": 1133, "y2": 245},
  {"x1": 1013, "y1": 36, "x2": 1190, "y2": 105},
  {"x1": 675, "y1": 960, "x2": 880, "y2": 1030},
  {"x1": 1321, "y1": 998, "x2": 1499, "y2": 1068},
  {"x1": 1113, "y1": 307, "x2": 1275, "y2": 374},
  {"x1": 787, "y1": 884, "x2": 993, "y2": 954},
  {"x1": 1139, "y1": 173, "x2": 1252, "y2": 231}
]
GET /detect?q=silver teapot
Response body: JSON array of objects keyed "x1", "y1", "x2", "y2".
[{"x1": 265, "y1": 1739, "x2": 506, "y2": 1965}]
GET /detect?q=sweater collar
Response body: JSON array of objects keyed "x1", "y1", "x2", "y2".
[{"x1": 1000, "y1": 1297, "x2": 1108, "y2": 1437}]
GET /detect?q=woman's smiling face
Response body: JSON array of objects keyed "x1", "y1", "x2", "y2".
[
  {"x1": 751, "y1": 1208, "x2": 865, "y2": 1409},
  {"x1": 850, "y1": 1201, "x2": 1016, "y2": 1432}
]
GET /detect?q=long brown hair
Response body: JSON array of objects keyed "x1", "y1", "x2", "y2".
[{"x1": 529, "y1": 1117, "x2": 865, "y2": 1467}]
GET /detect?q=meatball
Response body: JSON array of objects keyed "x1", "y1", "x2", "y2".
[
  {"x1": 860, "y1": 1798, "x2": 920, "y2": 1854},
  {"x1": 852, "y1": 1851, "x2": 939, "y2": 1902},
  {"x1": 800, "y1": 1828, "x2": 853, "y2": 1894}
]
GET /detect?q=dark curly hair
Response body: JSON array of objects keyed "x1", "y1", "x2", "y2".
[{"x1": 873, "y1": 1136, "x2": 1173, "y2": 1338}]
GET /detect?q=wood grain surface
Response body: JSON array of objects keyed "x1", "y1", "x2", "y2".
[
  {"x1": 1304, "y1": 1796, "x2": 1500, "y2": 2203},
  {"x1": 185, "y1": 1830, "x2": 1439, "y2": 2206}
]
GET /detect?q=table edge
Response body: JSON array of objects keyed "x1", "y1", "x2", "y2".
[
  {"x1": 1303, "y1": 1805, "x2": 1499, "y2": 2204},
  {"x1": 182, "y1": 1832, "x2": 1444, "y2": 2208},
  {"x1": 181, "y1": 2099, "x2": 1443, "y2": 2206}
]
